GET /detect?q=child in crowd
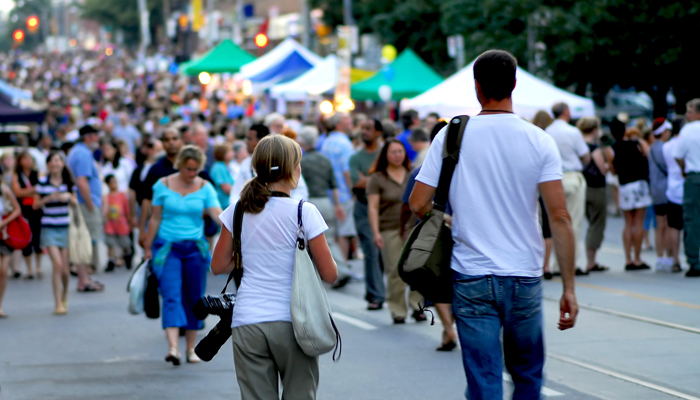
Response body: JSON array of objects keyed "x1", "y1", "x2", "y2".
[{"x1": 103, "y1": 175, "x2": 132, "y2": 271}]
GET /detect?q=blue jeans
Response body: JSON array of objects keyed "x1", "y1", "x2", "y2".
[
  {"x1": 354, "y1": 201, "x2": 385, "y2": 302},
  {"x1": 452, "y1": 273, "x2": 544, "y2": 400},
  {"x1": 154, "y1": 238, "x2": 208, "y2": 330}
]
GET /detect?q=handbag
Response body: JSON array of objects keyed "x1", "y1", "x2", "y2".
[
  {"x1": 127, "y1": 260, "x2": 149, "y2": 315},
  {"x1": 68, "y1": 205, "x2": 93, "y2": 265},
  {"x1": 144, "y1": 262, "x2": 160, "y2": 319},
  {"x1": 290, "y1": 200, "x2": 341, "y2": 360},
  {"x1": 398, "y1": 115, "x2": 469, "y2": 304},
  {"x1": 2, "y1": 215, "x2": 32, "y2": 250}
]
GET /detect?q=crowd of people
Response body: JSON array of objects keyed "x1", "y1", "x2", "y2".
[{"x1": 1, "y1": 46, "x2": 699, "y2": 399}]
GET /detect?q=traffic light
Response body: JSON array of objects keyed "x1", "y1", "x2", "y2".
[
  {"x1": 254, "y1": 33, "x2": 268, "y2": 48},
  {"x1": 26, "y1": 16, "x2": 39, "y2": 33},
  {"x1": 13, "y1": 29, "x2": 25, "y2": 42}
]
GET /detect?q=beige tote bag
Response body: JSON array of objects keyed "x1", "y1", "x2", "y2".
[{"x1": 68, "y1": 205, "x2": 93, "y2": 265}]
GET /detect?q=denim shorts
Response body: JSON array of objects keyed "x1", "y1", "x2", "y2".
[{"x1": 41, "y1": 226, "x2": 69, "y2": 248}]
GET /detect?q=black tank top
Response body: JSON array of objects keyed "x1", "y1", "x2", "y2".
[
  {"x1": 583, "y1": 143, "x2": 606, "y2": 188},
  {"x1": 613, "y1": 141, "x2": 649, "y2": 185}
]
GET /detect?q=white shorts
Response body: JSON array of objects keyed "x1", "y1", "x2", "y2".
[{"x1": 619, "y1": 180, "x2": 652, "y2": 211}]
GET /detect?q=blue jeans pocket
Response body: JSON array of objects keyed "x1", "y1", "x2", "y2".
[
  {"x1": 512, "y1": 277, "x2": 542, "y2": 318},
  {"x1": 453, "y1": 275, "x2": 493, "y2": 316}
]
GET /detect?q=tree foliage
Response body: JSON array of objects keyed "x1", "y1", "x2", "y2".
[
  {"x1": 314, "y1": 0, "x2": 700, "y2": 115},
  {"x1": 81, "y1": 0, "x2": 163, "y2": 47}
]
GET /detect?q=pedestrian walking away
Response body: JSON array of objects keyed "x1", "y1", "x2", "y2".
[
  {"x1": 212, "y1": 135, "x2": 338, "y2": 400},
  {"x1": 0, "y1": 165, "x2": 22, "y2": 318},
  {"x1": 12, "y1": 150, "x2": 43, "y2": 280},
  {"x1": 648, "y1": 118, "x2": 676, "y2": 272},
  {"x1": 410, "y1": 50, "x2": 578, "y2": 399}
]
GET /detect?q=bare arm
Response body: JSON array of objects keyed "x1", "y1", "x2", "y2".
[
  {"x1": 539, "y1": 180, "x2": 578, "y2": 331},
  {"x1": 142, "y1": 204, "x2": 162, "y2": 259},
  {"x1": 308, "y1": 234, "x2": 338, "y2": 284},
  {"x1": 676, "y1": 159, "x2": 686, "y2": 177},
  {"x1": 579, "y1": 152, "x2": 591, "y2": 167},
  {"x1": 219, "y1": 183, "x2": 232, "y2": 195},
  {"x1": 409, "y1": 181, "x2": 437, "y2": 220},
  {"x1": 591, "y1": 148, "x2": 608, "y2": 175},
  {"x1": 76, "y1": 176, "x2": 94, "y2": 211},
  {"x1": 353, "y1": 172, "x2": 369, "y2": 189},
  {"x1": 12, "y1": 174, "x2": 34, "y2": 198},
  {"x1": 138, "y1": 199, "x2": 152, "y2": 247},
  {"x1": 206, "y1": 207, "x2": 223, "y2": 226},
  {"x1": 637, "y1": 139, "x2": 650, "y2": 157},
  {"x1": 128, "y1": 189, "x2": 138, "y2": 227},
  {"x1": 604, "y1": 147, "x2": 616, "y2": 175},
  {"x1": 343, "y1": 171, "x2": 353, "y2": 198},
  {"x1": 367, "y1": 193, "x2": 383, "y2": 248},
  {"x1": 211, "y1": 226, "x2": 234, "y2": 275},
  {"x1": 331, "y1": 188, "x2": 345, "y2": 221},
  {"x1": 0, "y1": 187, "x2": 22, "y2": 228}
]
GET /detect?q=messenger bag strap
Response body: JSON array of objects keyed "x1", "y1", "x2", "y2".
[
  {"x1": 433, "y1": 115, "x2": 469, "y2": 212},
  {"x1": 222, "y1": 201, "x2": 244, "y2": 293}
]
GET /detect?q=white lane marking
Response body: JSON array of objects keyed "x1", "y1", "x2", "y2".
[
  {"x1": 549, "y1": 353, "x2": 700, "y2": 400},
  {"x1": 502, "y1": 373, "x2": 564, "y2": 397},
  {"x1": 544, "y1": 297, "x2": 700, "y2": 335},
  {"x1": 332, "y1": 312, "x2": 378, "y2": 331},
  {"x1": 103, "y1": 354, "x2": 148, "y2": 363}
]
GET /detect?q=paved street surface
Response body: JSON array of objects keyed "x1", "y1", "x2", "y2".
[{"x1": 1, "y1": 214, "x2": 700, "y2": 400}]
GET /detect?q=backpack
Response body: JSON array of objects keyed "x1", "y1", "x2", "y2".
[{"x1": 398, "y1": 115, "x2": 469, "y2": 304}]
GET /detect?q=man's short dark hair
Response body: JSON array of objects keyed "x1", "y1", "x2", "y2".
[
  {"x1": 430, "y1": 121, "x2": 448, "y2": 142},
  {"x1": 473, "y1": 50, "x2": 517, "y2": 100},
  {"x1": 371, "y1": 118, "x2": 383, "y2": 133},
  {"x1": 400, "y1": 110, "x2": 419, "y2": 130},
  {"x1": 250, "y1": 124, "x2": 270, "y2": 140},
  {"x1": 427, "y1": 112, "x2": 440, "y2": 120},
  {"x1": 409, "y1": 128, "x2": 429, "y2": 143},
  {"x1": 551, "y1": 102, "x2": 569, "y2": 119}
]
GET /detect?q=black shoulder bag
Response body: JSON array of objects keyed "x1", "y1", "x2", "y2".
[{"x1": 397, "y1": 115, "x2": 469, "y2": 304}]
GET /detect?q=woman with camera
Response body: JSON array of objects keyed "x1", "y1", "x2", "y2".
[
  {"x1": 212, "y1": 135, "x2": 337, "y2": 400},
  {"x1": 142, "y1": 145, "x2": 222, "y2": 366}
]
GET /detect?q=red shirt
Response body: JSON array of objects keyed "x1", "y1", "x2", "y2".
[{"x1": 104, "y1": 192, "x2": 130, "y2": 236}]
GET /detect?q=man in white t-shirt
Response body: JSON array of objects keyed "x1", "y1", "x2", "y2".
[
  {"x1": 673, "y1": 98, "x2": 700, "y2": 277},
  {"x1": 662, "y1": 125, "x2": 685, "y2": 271},
  {"x1": 545, "y1": 102, "x2": 590, "y2": 275},
  {"x1": 410, "y1": 50, "x2": 578, "y2": 399}
]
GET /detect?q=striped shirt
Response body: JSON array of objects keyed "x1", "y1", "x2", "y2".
[{"x1": 36, "y1": 177, "x2": 70, "y2": 228}]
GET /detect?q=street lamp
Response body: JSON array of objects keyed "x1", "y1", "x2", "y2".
[{"x1": 13, "y1": 29, "x2": 25, "y2": 42}]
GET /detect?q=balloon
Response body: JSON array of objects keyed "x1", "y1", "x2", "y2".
[
  {"x1": 382, "y1": 45, "x2": 397, "y2": 62},
  {"x1": 378, "y1": 85, "x2": 392, "y2": 102}
]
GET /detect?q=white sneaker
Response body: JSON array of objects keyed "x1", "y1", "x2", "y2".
[{"x1": 655, "y1": 260, "x2": 670, "y2": 272}]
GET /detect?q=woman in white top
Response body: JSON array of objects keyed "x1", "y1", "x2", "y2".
[
  {"x1": 212, "y1": 135, "x2": 337, "y2": 400},
  {"x1": 100, "y1": 138, "x2": 135, "y2": 193}
]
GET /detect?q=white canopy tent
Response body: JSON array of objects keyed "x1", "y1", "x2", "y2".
[
  {"x1": 402, "y1": 61, "x2": 595, "y2": 120},
  {"x1": 269, "y1": 55, "x2": 337, "y2": 101}
]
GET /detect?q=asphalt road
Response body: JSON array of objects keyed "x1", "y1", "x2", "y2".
[{"x1": 1, "y1": 214, "x2": 699, "y2": 400}]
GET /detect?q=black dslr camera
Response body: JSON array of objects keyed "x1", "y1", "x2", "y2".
[{"x1": 192, "y1": 293, "x2": 236, "y2": 361}]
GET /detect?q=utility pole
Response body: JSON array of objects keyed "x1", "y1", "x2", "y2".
[
  {"x1": 343, "y1": 0, "x2": 354, "y2": 26},
  {"x1": 137, "y1": 0, "x2": 150, "y2": 59},
  {"x1": 300, "y1": 0, "x2": 311, "y2": 49}
]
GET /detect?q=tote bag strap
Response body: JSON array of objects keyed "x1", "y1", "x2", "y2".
[{"x1": 296, "y1": 199, "x2": 306, "y2": 250}]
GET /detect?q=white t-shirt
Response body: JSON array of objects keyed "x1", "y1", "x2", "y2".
[
  {"x1": 100, "y1": 158, "x2": 136, "y2": 193},
  {"x1": 673, "y1": 121, "x2": 700, "y2": 173},
  {"x1": 663, "y1": 137, "x2": 684, "y2": 204},
  {"x1": 219, "y1": 197, "x2": 328, "y2": 328},
  {"x1": 416, "y1": 114, "x2": 562, "y2": 277},
  {"x1": 545, "y1": 119, "x2": 589, "y2": 172}
]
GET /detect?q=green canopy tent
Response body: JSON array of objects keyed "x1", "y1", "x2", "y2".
[
  {"x1": 182, "y1": 39, "x2": 256, "y2": 75},
  {"x1": 351, "y1": 49, "x2": 443, "y2": 101}
]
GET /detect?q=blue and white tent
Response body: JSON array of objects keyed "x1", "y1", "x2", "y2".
[{"x1": 239, "y1": 38, "x2": 322, "y2": 91}]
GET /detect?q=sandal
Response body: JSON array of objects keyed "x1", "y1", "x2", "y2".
[
  {"x1": 77, "y1": 283, "x2": 104, "y2": 292},
  {"x1": 436, "y1": 340, "x2": 457, "y2": 352},
  {"x1": 23, "y1": 274, "x2": 35, "y2": 280},
  {"x1": 543, "y1": 272, "x2": 553, "y2": 280},
  {"x1": 165, "y1": 348, "x2": 181, "y2": 366},
  {"x1": 367, "y1": 300, "x2": 383, "y2": 311},
  {"x1": 575, "y1": 268, "x2": 589, "y2": 276},
  {"x1": 671, "y1": 264, "x2": 683, "y2": 273},
  {"x1": 589, "y1": 264, "x2": 609, "y2": 272},
  {"x1": 0, "y1": 310, "x2": 8, "y2": 318}
]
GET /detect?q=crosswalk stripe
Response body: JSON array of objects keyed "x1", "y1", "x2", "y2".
[{"x1": 332, "y1": 312, "x2": 378, "y2": 330}]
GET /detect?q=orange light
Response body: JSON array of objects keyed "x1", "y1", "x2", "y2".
[
  {"x1": 13, "y1": 29, "x2": 25, "y2": 42},
  {"x1": 27, "y1": 16, "x2": 39, "y2": 28},
  {"x1": 69, "y1": 39, "x2": 77, "y2": 47},
  {"x1": 254, "y1": 33, "x2": 268, "y2": 48},
  {"x1": 105, "y1": 47, "x2": 113, "y2": 56}
]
